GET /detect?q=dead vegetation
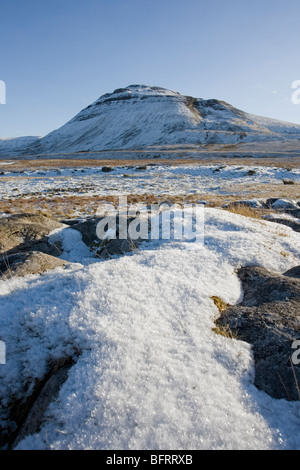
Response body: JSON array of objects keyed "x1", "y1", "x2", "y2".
[
  {"x1": 0, "y1": 189, "x2": 296, "y2": 222},
  {"x1": 0, "y1": 193, "x2": 211, "y2": 220},
  {"x1": 0, "y1": 157, "x2": 299, "y2": 220},
  {"x1": 211, "y1": 325, "x2": 239, "y2": 339},
  {"x1": 211, "y1": 296, "x2": 238, "y2": 339},
  {"x1": 211, "y1": 296, "x2": 228, "y2": 313},
  {"x1": 222, "y1": 203, "x2": 262, "y2": 219}
]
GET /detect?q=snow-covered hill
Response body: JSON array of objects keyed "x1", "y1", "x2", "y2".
[
  {"x1": 1, "y1": 84, "x2": 300, "y2": 156},
  {"x1": 0, "y1": 136, "x2": 41, "y2": 156}
]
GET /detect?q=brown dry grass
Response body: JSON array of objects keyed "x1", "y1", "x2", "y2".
[
  {"x1": 0, "y1": 193, "x2": 213, "y2": 220},
  {"x1": 211, "y1": 296, "x2": 228, "y2": 313},
  {"x1": 0, "y1": 156, "x2": 299, "y2": 220},
  {"x1": 211, "y1": 325, "x2": 238, "y2": 339},
  {"x1": 223, "y1": 203, "x2": 262, "y2": 219},
  {"x1": 0, "y1": 187, "x2": 296, "y2": 221},
  {"x1": 210, "y1": 296, "x2": 239, "y2": 339}
]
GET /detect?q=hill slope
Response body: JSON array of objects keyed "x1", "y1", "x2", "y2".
[{"x1": 1, "y1": 85, "x2": 300, "y2": 156}]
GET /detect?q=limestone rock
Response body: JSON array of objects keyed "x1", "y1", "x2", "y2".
[
  {"x1": 0, "y1": 251, "x2": 69, "y2": 280},
  {"x1": 0, "y1": 213, "x2": 65, "y2": 255},
  {"x1": 215, "y1": 266, "x2": 300, "y2": 401}
]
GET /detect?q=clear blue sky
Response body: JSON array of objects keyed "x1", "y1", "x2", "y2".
[{"x1": 1, "y1": 0, "x2": 300, "y2": 137}]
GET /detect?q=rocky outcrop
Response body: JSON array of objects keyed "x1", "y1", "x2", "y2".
[
  {"x1": 71, "y1": 216, "x2": 145, "y2": 259},
  {"x1": 266, "y1": 217, "x2": 300, "y2": 232},
  {"x1": 284, "y1": 266, "x2": 300, "y2": 279},
  {"x1": 0, "y1": 214, "x2": 69, "y2": 279},
  {"x1": 0, "y1": 213, "x2": 65, "y2": 256},
  {"x1": 0, "y1": 212, "x2": 148, "y2": 279},
  {"x1": 0, "y1": 251, "x2": 69, "y2": 280},
  {"x1": 223, "y1": 198, "x2": 300, "y2": 233},
  {"x1": 1, "y1": 355, "x2": 78, "y2": 449},
  {"x1": 215, "y1": 266, "x2": 300, "y2": 401}
]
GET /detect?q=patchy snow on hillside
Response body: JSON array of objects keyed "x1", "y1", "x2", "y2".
[
  {"x1": 36, "y1": 85, "x2": 300, "y2": 153},
  {"x1": 2, "y1": 85, "x2": 300, "y2": 156},
  {"x1": 0, "y1": 137, "x2": 41, "y2": 156},
  {"x1": 1, "y1": 208, "x2": 300, "y2": 450}
]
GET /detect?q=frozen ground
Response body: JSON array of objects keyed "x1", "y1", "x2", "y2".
[
  {"x1": 0, "y1": 208, "x2": 300, "y2": 450},
  {"x1": 0, "y1": 163, "x2": 299, "y2": 201},
  {"x1": 0, "y1": 157, "x2": 300, "y2": 450}
]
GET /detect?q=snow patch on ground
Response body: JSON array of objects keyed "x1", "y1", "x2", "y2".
[
  {"x1": 49, "y1": 227, "x2": 97, "y2": 265},
  {"x1": 1, "y1": 164, "x2": 299, "y2": 201},
  {"x1": 0, "y1": 208, "x2": 300, "y2": 450}
]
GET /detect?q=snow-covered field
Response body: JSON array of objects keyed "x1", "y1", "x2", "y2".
[
  {"x1": 1, "y1": 163, "x2": 299, "y2": 201},
  {"x1": 1, "y1": 207, "x2": 300, "y2": 450},
  {"x1": 1, "y1": 83, "x2": 299, "y2": 451}
]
